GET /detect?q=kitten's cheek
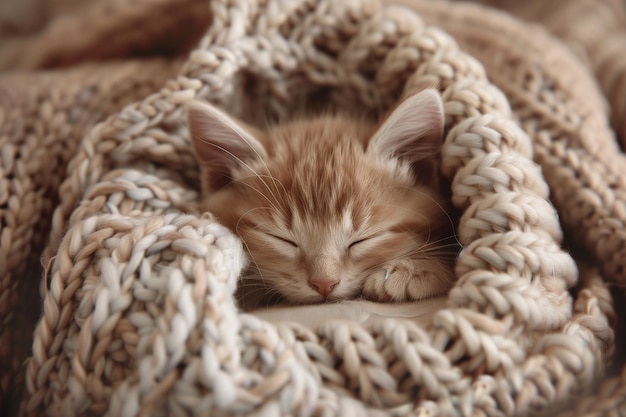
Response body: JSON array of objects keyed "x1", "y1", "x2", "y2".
[{"x1": 332, "y1": 283, "x2": 360, "y2": 301}]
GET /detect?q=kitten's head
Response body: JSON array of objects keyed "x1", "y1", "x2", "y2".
[{"x1": 188, "y1": 90, "x2": 455, "y2": 305}]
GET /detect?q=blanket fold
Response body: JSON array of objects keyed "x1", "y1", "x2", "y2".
[{"x1": 1, "y1": 0, "x2": 625, "y2": 416}]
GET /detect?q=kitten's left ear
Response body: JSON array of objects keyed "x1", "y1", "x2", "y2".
[
  {"x1": 369, "y1": 89, "x2": 444, "y2": 166},
  {"x1": 187, "y1": 100, "x2": 267, "y2": 192}
]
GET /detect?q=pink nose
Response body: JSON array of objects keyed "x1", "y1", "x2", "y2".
[{"x1": 308, "y1": 279, "x2": 339, "y2": 297}]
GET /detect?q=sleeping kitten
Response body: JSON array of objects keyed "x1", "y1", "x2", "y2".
[{"x1": 187, "y1": 89, "x2": 457, "y2": 307}]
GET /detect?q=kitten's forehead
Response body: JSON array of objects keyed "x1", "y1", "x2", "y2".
[
  {"x1": 289, "y1": 204, "x2": 356, "y2": 239},
  {"x1": 264, "y1": 131, "x2": 386, "y2": 218},
  {"x1": 340, "y1": 207, "x2": 354, "y2": 231},
  {"x1": 236, "y1": 113, "x2": 421, "y2": 234}
]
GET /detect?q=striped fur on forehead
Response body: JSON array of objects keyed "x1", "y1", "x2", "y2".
[{"x1": 251, "y1": 115, "x2": 418, "y2": 225}]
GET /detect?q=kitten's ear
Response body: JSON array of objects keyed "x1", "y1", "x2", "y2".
[
  {"x1": 187, "y1": 101, "x2": 267, "y2": 191},
  {"x1": 369, "y1": 89, "x2": 444, "y2": 169}
]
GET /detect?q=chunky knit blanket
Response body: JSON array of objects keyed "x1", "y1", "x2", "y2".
[{"x1": 1, "y1": 0, "x2": 625, "y2": 416}]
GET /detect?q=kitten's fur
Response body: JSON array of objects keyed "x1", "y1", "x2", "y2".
[{"x1": 187, "y1": 89, "x2": 457, "y2": 307}]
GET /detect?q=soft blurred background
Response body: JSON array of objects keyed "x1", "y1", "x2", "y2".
[{"x1": 0, "y1": 0, "x2": 90, "y2": 37}]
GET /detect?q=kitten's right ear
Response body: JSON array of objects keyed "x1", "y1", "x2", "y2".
[
  {"x1": 187, "y1": 101, "x2": 267, "y2": 191},
  {"x1": 369, "y1": 89, "x2": 444, "y2": 163},
  {"x1": 368, "y1": 89, "x2": 444, "y2": 183}
]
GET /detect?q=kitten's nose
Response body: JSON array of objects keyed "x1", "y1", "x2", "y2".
[{"x1": 308, "y1": 278, "x2": 339, "y2": 297}]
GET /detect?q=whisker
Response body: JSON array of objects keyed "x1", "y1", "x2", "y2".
[
  {"x1": 191, "y1": 137, "x2": 285, "y2": 212},
  {"x1": 397, "y1": 243, "x2": 460, "y2": 260},
  {"x1": 380, "y1": 184, "x2": 461, "y2": 247},
  {"x1": 363, "y1": 242, "x2": 460, "y2": 272},
  {"x1": 236, "y1": 234, "x2": 266, "y2": 285},
  {"x1": 234, "y1": 207, "x2": 275, "y2": 230},
  {"x1": 227, "y1": 126, "x2": 288, "y2": 208},
  {"x1": 417, "y1": 238, "x2": 461, "y2": 251},
  {"x1": 228, "y1": 176, "x2": 282, "y2": 214}
]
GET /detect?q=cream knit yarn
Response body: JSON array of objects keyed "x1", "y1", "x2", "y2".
[{"x1": 0, "y1": 0, "x2": 621, "y2": 416}]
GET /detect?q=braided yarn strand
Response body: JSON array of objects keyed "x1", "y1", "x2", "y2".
[
  {"x1": 398, "y1": 1, "x2": 623, "y2": 415},
  {"x1": 402, "y1": 0, "x2": 626, "y2": 294},
  {"x1": 463, "y1": 0, "x2": 626, "y2": 145},
  {"x1": 0, "y1": 58, "x2": 180, "y2": 412}
]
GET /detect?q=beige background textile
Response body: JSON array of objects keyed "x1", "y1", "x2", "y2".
[{"x1": 0, "y1": 0, "x2": 625, "y2": 415}]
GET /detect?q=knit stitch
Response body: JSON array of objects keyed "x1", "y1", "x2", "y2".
[{"x1": 0, "y1": 0, "x2": 623, "y2": 416}]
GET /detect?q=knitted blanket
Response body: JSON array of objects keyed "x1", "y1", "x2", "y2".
[{"x1": 1, "y1": 0, "x2": 625, "y2": 416}]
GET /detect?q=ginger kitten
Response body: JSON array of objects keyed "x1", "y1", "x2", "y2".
[{"x1": 187, "y1": 89, "x2": 457, "y2": 307}]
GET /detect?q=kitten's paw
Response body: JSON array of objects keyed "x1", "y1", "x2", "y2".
[{"x1": 362, "y1": 259, "x2": 454, "y2": 302}]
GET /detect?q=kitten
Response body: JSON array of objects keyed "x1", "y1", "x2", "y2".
[{"x1": 186, "y1": 89, "x2": 457, "y2": 307}]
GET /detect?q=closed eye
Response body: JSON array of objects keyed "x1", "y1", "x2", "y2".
[
  {"x1": 348, "y1": 234, "x2": 381, "y2": 250},
  {"x1": 268, "y1": 233, "x2": 298, "y2": 248},
  {"x1": 348, "y1": 238, "x2": 368, "y2": 249}
]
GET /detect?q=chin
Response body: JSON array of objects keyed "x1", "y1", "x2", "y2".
[
  {"x1": 285, "y1": 289, "x2": 360, "y2": 305},
  {"x1": 286, "y1": 294, "x2": 327, "y2": 305},
  {"x1": 280, "y1": 292, "x2": 336, "y2": 305}
]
